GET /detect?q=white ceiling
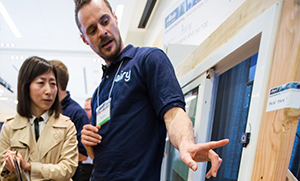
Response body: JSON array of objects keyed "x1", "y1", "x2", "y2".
[{"x1": 0, "y1": 0, "x2": 148, "y2": 122}]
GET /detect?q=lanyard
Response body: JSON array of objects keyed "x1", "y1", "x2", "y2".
[{"x1": 97, "y1": 60, "x2": 124, "y2": 108}]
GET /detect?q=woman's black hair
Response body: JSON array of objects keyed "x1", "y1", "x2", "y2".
[{"x1": 17, "y1": 56, "x2": 61, "y2": 118}]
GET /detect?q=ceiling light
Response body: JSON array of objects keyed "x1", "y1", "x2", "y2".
[
  {"x1": 0, "y1": 97, "x2": 8, "y2": 100},
  {"x1": 11, "y1": 55, "x2": 24, "y2": 60},
  {"x1": 0, "y1": 43, "x2": 15, "y2": 47},
  {"x1": 0, "y1": 1, "x2": 22, "y2": 38}
]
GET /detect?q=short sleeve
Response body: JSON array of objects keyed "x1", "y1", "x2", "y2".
[{"x1": 142, "y1": 49, "x2": 185, "y2": 121}]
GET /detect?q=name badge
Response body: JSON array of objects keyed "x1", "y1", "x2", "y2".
[{"x1": 96, "y1": 98, "x2": 111, "y2": 126}]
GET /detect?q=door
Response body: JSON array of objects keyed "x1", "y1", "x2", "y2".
[{"x1": 205, "y1": 54, "x2": 258, "y2": 181}]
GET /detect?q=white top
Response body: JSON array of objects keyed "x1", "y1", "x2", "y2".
[{"x1": 29, "y1": 110, "x2": 49, "y2": 138}]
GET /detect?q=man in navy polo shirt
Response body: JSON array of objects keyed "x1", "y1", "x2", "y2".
[
  {"x1": 50, "y1": 60, "x2": 90, "y2": 181},
  {"x1": 75, "y1": 0, "x2": 229, "y2": 180}
]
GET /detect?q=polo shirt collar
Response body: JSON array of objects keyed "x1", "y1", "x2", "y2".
[
  {"x1": 110, "y1": 44, "x2": 136, "y2": 66},
  {"x1": 61, "y1": 91, "x2": 71, "y2": 109}
]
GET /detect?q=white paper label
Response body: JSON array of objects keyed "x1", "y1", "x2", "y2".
[{"x1": 266, "y1": 82, "x2": 300, "y2": 112}]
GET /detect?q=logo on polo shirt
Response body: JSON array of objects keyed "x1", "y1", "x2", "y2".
[{"x1": 115, "y1": 70, "x2": 131, "y2": 82}]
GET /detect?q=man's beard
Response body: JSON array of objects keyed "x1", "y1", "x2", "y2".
[{"x1": 98, "y1": 35, "x2": 122, "y2": 62}]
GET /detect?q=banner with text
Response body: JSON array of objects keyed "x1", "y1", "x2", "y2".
[{"x1": 162, "y1": 0, "x2": 245, "y2": 46}]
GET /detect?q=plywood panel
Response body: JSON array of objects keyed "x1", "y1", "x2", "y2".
[{"x1": 252, "y1": 0, "x2": 300, "y2": 180}]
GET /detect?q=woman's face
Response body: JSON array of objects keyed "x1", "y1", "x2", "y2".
[{"x1": 29, "y1": 70, "x2": 57, "y2": 117}]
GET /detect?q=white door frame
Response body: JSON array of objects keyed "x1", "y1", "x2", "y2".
[{"x1": 177, "y1": 2, "x2": 283, "y2": 181}]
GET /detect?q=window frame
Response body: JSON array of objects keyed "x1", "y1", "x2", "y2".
[{"x1": 177, "y1": 2, "x2": 283, "y2": 181}]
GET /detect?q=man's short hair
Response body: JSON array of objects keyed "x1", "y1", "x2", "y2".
[
  {"x1": 17, "y1": 56, "x2": 61, "y2": 118},
  {"x1": 74, "y1": 0, "x2": 113, "y2": 33},
  {"x1": 49, "y1": 60, "x2": 69, "y2": 91}
]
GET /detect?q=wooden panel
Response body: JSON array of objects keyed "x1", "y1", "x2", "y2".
[
  {"x1": 175, "y1": 0, "x2": 278, "y2": 79},
  {"x1": 252, "y1": 0, "x2": 300, "y2": 180}
]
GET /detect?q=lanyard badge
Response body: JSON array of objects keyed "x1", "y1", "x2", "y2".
[
  {"x1": 96, "y1": 98, "x2": 111, "y2": 126},
  {"x1": 95, "y1": 60, "x2": 124, "y2": 127}
]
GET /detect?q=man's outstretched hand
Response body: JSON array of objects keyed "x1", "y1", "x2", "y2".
[{"x1": 179, "y1": 138, "x2": 229, "y2": 179}]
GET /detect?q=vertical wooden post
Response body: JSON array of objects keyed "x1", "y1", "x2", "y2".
[{"x1": 251, "y1": 0, "x2": 300, "y2": 180}]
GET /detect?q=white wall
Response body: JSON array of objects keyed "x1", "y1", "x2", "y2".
[{"x1": 143, "y1": 0, "x2": 174, "y2": 47}]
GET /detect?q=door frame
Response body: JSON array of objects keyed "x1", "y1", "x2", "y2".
[{"x1": 177, "y1": 2, "x2": 283, "y2": 181}]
